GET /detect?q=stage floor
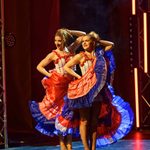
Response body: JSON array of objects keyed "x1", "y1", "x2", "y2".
[
  {"x1": 1, "y1": 129, "x2": 150, "y2": 150},
  {"x1": 2, "y1": 140, "x2": 150, "y2": 150}
]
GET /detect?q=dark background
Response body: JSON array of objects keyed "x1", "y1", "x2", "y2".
[{"x1": 4, "y1": 0, "x2": 149, "y2": 146}]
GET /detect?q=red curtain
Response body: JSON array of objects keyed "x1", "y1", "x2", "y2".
[
  {"x1": 5, "y1": 0, "x2": 60, "y2": 136},
  {"x1": 30, "y1": 0, "x2": 60, "y2": 102}
]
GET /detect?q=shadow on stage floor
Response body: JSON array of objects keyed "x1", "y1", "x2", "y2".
[{"x1": 0, "y1": 129, "x2": 150, "y2": 150}]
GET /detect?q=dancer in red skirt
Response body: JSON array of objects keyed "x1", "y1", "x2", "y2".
[
  {"x1": 63, "y1": 31, "x2": 134, "y2": 150},
  {"x1": 29, "y1": 28, "x2": 86, "y2": 150}
]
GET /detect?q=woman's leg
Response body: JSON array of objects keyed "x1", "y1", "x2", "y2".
[
  {"x1": 59, "y1": 135, "x2": 67, "y2": 150},
  {"x1": 66, "y1": 134, "x2": 72, "y2": 150},
  {"x1": 89, "y1": 101, "x2": 101, "y2": 150},
  {"x1": 79, "y1": 107, "x2": 91, "y2": 150}
]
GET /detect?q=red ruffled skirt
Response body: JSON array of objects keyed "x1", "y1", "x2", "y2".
[{"x1": 39, "y1": 71, "x2": 73, "y2": 120}]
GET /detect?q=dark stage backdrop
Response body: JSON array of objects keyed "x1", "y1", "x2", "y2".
[
  {"x1": 5, "y1": 0, "x2": 135, "y2": 144},
  {"x1": 60, "y1": 0, "x2": 134, "y2": 107}
]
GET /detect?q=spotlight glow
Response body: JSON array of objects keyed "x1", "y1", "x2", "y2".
[
  {"x1": 134, "y1": 68, "x2": 140, "y2": 128},
  {"x1": 143, "y1": 12, "x2": 148, "y2": 73},
  {"x1": 132, "y1": 0, "x2": 136, "y2": 15}
]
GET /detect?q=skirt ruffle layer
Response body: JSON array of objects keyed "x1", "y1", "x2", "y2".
[
  {"x1": 29, "y1": 71, "x2": 74, "y2": 136},
  {"x1": 96, "y1": 85, "x2": 134, "y2": 147}
]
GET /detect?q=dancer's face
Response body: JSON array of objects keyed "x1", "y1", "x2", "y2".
[
  {"x1": 82, "y1": 35, "x2": 95, "y2": 52},
  {"x1": 54, "y1": 35, "x2": 64, "y2": 50}
]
